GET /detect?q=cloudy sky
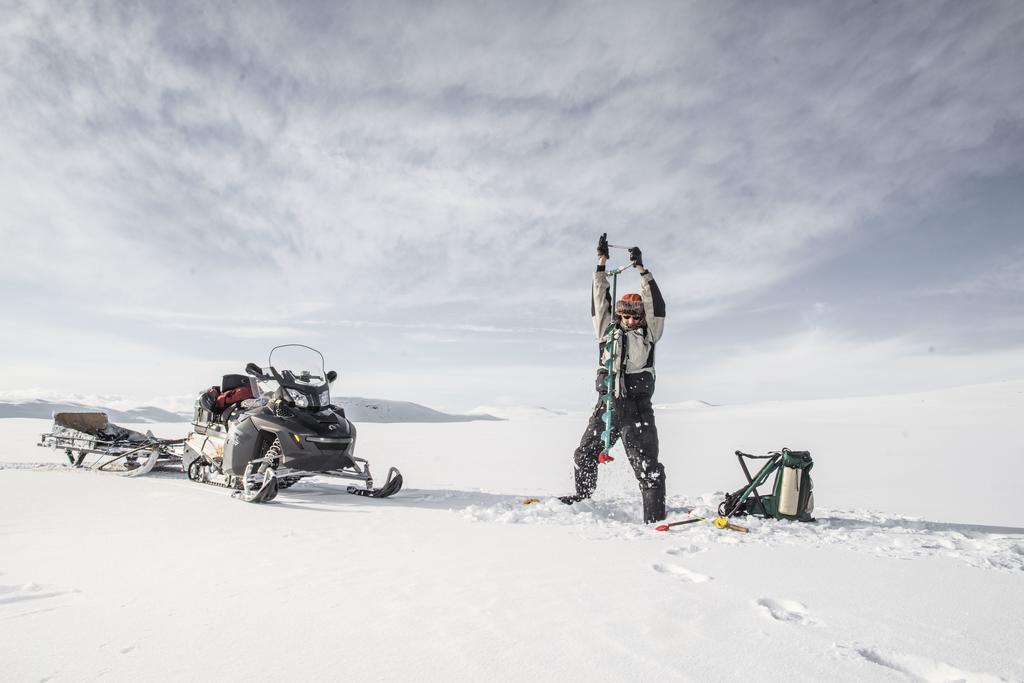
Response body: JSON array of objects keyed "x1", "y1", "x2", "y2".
[{"x1": 1, "y1": 0, "x2": 1022, "y2": 412}]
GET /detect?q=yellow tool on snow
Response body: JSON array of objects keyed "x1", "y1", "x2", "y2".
[
  {"x1": 713, "y1": 516, "x2": 749, "y2": 532},
  {"x1": 656, "y1": 515, "x2": 749, "y2": 533}
]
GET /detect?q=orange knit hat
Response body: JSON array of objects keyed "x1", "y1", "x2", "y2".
[{"x1": 615, "y1": 293, "x2": 644, "y2": 318}]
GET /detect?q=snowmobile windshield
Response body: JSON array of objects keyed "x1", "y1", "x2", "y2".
[{"x1": 267, "y1": 344, "x2": 331, "y2": 409}]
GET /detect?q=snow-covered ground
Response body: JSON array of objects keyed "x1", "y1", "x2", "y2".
[{"x1": 2, "y1": 381, "x2": 1023, "y2": 681}]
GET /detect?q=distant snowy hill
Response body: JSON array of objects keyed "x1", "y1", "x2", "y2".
[
  {"x1": 654, "y1": 399, "x2": 719, "y2": 410},
  {"x1": 0, "y1": 397, "x2": 499, "y2": 424},
  {"x1": 0, "y1": 400, "x2": 187, "y2": 423},
  {"x1": 467, "y1": 405, "x2": 567, "y2": 420},
  {"x1": 337, "y1": 397, "x2": 502, "y2": 423}
]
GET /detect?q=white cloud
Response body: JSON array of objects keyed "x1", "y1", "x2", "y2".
[
  {"x1": 1, "y1": 1, "x2": 1022, "y2": 406},
  {"x1": 921, "y1": 247, "x2": 1024, "y2": 297},
  {"x1": 5, "y1": 3, "x2": 1021, "y2": 313}
]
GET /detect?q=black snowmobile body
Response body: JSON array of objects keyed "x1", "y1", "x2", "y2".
[
  {"x1": 183, "y1": 344, "x2": 402, "y2": 503},
  {"x1": 220, "y1": 403, "x2": 357, "y2": 476}
]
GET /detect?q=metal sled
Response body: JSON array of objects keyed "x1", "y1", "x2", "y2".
[{"x1": 38, "y1": 412, "x2": 185, "y2": 476}]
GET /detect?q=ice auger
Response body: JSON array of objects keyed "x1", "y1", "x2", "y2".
[{"x1": 596, "y1": 240, "x2": 636, "y2": 465}]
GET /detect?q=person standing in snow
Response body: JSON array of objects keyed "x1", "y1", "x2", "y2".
[{"x1": 561, "y1": 234, "x2": 668, "y2": 523}]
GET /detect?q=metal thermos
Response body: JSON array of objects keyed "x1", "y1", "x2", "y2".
[{"x1": 778, "y1": 466, "x2": 801, "y2": 516}]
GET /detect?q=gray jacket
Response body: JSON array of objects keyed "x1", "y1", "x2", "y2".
[{"x1": 591, "y1": 266, "x2": 666, "y2": 397}]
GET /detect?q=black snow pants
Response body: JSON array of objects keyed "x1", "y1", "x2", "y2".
[{"x1": 572, "y1": 371, "x2": 664, "y2": 499}]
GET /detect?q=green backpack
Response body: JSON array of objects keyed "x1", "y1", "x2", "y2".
[{"x1": 718, "y1": 448, "x2": 815, "y2": 522}]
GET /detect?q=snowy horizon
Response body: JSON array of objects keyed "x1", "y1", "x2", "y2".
[
  {"x1": 3, "y1": 378, "x2": 1023, "y2": 680},
  {"x1": 2, "y1": 1, "x2": 1023, "y2": 413}
]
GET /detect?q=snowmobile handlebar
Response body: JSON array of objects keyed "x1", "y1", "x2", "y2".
[
  {"x1": 246, "y1": 361, "x2": 337, "y2": 385},
  {"x1": 245, "y1": 362, "x2": 270, "y2": 380}
]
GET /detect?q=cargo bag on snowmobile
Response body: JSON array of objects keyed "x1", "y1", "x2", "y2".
[{"x1": 718, "y1": 448, "x2": 815, "y2": 522}]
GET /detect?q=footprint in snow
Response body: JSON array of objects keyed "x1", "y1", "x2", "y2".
[
  {"x1": 754, "y1": 598, "x2": 819, "y2": 626},
  {"x1": 666, "y1": 545, "x2": 706, "y2": 556},
  {"x1": 839, "y1": 644, "x2": 1009, "y2": 682},
  {"x1": 0, "y1": 583, "x2": 67, "y2": 605},
  {"x1": 652, "y1": 563, "x2": 712, "y2": 583},
  {"x1": 0, "y1": 582, "x2": 79, "y2": 608}
]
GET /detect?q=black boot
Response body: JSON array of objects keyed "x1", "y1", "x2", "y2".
[
  {"x1": 641, "y1": 484, "x2": 666, "y2": 523},
  {"x1": 560, "y1": 462, "x2": 598, "y2": 505}
]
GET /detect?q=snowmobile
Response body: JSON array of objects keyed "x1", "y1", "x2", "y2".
[
  {"x1": 38, "y1": 412, "x2": 184, "y2": 476},
  {"x1": 182, "y1": 344, "x2": 403, "y2": 503}
]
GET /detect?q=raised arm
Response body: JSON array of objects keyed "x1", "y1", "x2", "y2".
[
  {"x1": 639, "y1": 269, "x2": 666, "y2": 342},
  {"x1": 592, "y1": 263, "x2": 612, "y2": 340},
  {"x1": 591, "y1": 233, "x2": 612, "y2": 339},
  {"x1": 628, "y1": 247, "x2": 666, "y2": 343}
]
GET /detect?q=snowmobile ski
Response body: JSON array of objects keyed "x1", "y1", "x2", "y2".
[
  {"x1": 347, "y1": 467, "x2": 403, "y2": 498},
  {"x1": 232, "y1": 468, "x2": 279, "y2": 503}
]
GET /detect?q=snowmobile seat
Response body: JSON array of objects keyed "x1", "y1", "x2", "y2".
[
  {"x1": 215, "y1": 374, "x2": 254, "y2": 414},
  {"x1": 222, "y1": 374, "x2": 250, "y2": 392}
]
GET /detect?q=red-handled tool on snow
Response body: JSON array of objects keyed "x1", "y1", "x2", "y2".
[
  {"x1": 656, "y1": 515, "x2": 750, "y2": 533},
  {"x1": 655, "y1": 518, "x2": 702, "y2": 531}
]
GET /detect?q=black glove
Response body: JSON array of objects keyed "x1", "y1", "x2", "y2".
[
  {"x1": 597, "y1": 233, "x2": 609, "y2": 258},
  {"x1": 628, "y1": 246, "x2": 643, "y2": 267}
]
